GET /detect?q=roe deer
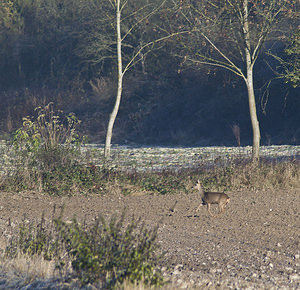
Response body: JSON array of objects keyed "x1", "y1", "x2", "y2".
[{"x1": 195, "y1": 180, "x2": 230, "y2": 217}]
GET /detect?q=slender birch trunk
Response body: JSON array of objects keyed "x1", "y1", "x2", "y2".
[
  {"x1": 103, "y1": 0, "x2": 179, "y2": 159},
  {"x1": 243, "y1": 0, "x2": 260, "y2": 161},
  {"x1": 104, "y1": 0, "x2": 123, "y2": 159},
  {"x1": 245, "y1": 67, "x2": 260, "y2": 161}
]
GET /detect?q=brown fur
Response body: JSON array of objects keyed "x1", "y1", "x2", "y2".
[{"x1": 195, "y1": 180, "x2": 230, "y2": 217}]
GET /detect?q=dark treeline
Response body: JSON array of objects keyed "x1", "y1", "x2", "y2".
[{"x1": 0, "y1": 0, "x2": 299, "y2": 146}]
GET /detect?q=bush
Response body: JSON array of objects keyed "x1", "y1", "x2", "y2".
[
  {"x1": 13, "y1": 102, "x2": 82, "y2": 170},
  {"x1": 2, "y1": 103, "x2": 91, "y2": 193},
  {"x1": 5, "y1": 209, "x2": 165, "y2": 289}
]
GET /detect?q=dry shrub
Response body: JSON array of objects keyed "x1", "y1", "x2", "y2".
[
  {"x1": 204, "y1": 158, "x2": 300, "y2": 191},
  {"x1": 1, "y1": 254, "x2": 56, "y2": 281},
  {"x1": 98, "y1": 158, "x2": 300, "y2": 195},
  {"x1": 93, "y1": 158, "x2": 299, "y2": 197},
  {"x1": 0, "y1": 238, "x2": 58, "y2": 287}
]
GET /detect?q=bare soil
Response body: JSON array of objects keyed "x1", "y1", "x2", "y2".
[{"x1": 0, "y1": 188, "x2": 299, "y2": 289}]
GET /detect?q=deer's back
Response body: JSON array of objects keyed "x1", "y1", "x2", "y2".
[{"x1": 203, "y1": 192, "x2": 229, "y2": 204}]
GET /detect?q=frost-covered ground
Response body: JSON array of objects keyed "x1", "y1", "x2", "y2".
[
  {"x1": 83, "y1": 144, "x2": 300, "y2": 171},
  {"x1": 1, "y1": 142, "x2": 299, "y2": 174}
]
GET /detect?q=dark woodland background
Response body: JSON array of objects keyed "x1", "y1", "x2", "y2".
[{"x1": 0, "y1": 0, "x2": 299, "y2": 146}]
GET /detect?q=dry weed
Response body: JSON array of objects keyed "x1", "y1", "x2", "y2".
[{"x1": 0, "y1": 238, "x2": 58, "y2": 285}]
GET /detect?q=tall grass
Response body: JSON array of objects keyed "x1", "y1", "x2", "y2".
[
  {"x1": 196, "y1": 158, "x2": 300, "y2": 191},
  {"x1": 115, "y1": 158, "x2": 300, "y2": 194}
]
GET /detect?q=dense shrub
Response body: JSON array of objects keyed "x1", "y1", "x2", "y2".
[
  {"x1": 6, "y1": 209, "x2": 164, "y2": 288},
  {"x1": 13, "y1": 103, "x2": 82, "y2": 169},
  {"x1": 1, "y1": 103, "x2": 92, "y2": 194}
]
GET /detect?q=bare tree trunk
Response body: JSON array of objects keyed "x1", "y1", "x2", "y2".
[
  {"x1": 104, "y1": 75, "x2": 123, "y2": 159},
  {"x1": 243, "y1": 0, "x2": 260, "y2": 162},
  {"x1": 245, "y1": 68, "x2": 260, "y2": 161},
  {"x1": 104, "y1": 0, "x2": 123, "y2": 159}
]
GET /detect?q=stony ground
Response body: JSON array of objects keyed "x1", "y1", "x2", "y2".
[{"x1": 0, "y1": 186, "x2": 299, "y2": 289}]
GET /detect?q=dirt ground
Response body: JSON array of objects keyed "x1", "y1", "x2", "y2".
[{"x1": 0, "y1": 187, "x2": 299, "y2": 289}]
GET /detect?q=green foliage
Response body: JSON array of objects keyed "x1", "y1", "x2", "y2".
[
  {"x1": 6, "y1": 209, "x2": 165, "y2": 289},
  {"x1": 13, "y1": 102, "x2": 82, "y2": 169},
  {"x1": 41, "y1": 163, "x2": 104, "y2": 195},
  {"x1": 124, "y1": 171, "x2": 189, "y2": 195},
  {"x1": 6, "y1": 212, "x2": 57, "y2": 261},
  {"x1": 3, "y1": 103, "x2": 88, "y2": 193},
  {"x1": 0, "y1": 0, "x2": 23, "y2": 33},
  {"x1": 283, "y1": 30, "x2": 300, "y2": 88},
  {"x1": 67, "y1": 212, "x2": 163, "y2": 287},
  {"x1": 269, "y1": 30, "x2": 300, "y2": 88}
]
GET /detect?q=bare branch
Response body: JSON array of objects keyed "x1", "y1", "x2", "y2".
[
  {"x1": 185, "y1": 57, "x2": 245, "y2": 78},
  {"x1": 121, "y1": 0, "x2": 167, "y2": 42},
  {"x1": 123, "y1": 30, "x2": 191, "y2": 73},
  {"x1": 200, "y1": 33, "x2": 244, "y2": 77}
]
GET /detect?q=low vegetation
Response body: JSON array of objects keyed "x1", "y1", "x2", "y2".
[
  {"x1": 4, "y1": 208, "x2": 164, "y2": 289},
  {"x1": 0, "y1": 104, "x2": 299, "y2": 288},
  {"x1": 1, "y1": 150, "x2": 299, "y2": 195}
]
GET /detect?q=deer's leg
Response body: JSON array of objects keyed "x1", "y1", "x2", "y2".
[
  {"x1": 196, "y1": 203, "x2": 202, "y2": 211},
  {"x1": 217, "y1": 207, "x2": 224, "y2": 216},
  {"x1": 207, "y1": 204, "x2": 216, "y2": 217},
  {"x1": 219, "y1": 204, "x2": 224, "y2": 214},
  {"x1": 218, "y1": 201, "x2": 229, "y2": 216}
]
